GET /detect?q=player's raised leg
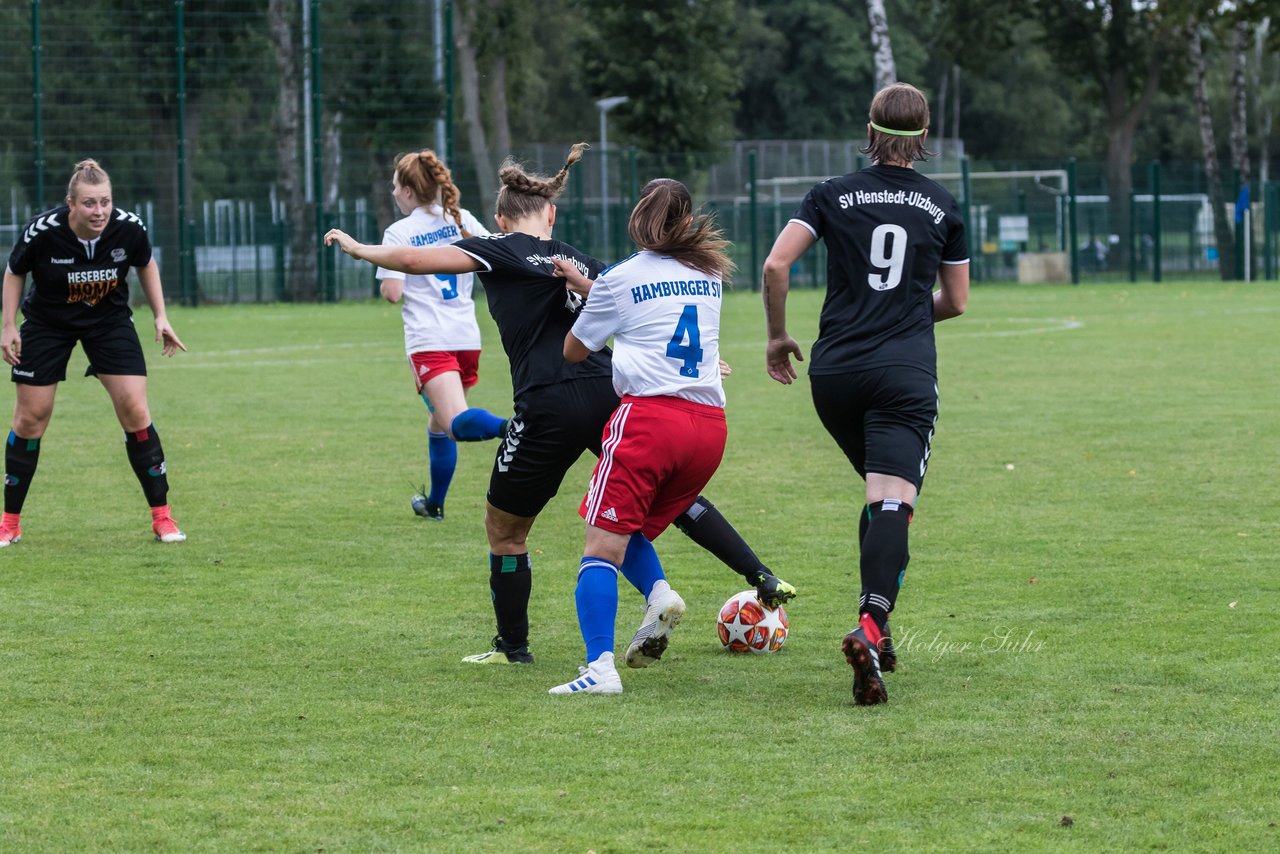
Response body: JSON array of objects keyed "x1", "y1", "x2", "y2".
[{"x1": 673, "y1": 496, "x2": 796, "y2": 607}]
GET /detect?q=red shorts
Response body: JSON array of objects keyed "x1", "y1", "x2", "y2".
[
  {"x1": 408, "y1": 350, "x2": 480, "y2": 393},
  {"x1": 580, "y1": 395, "x2": 727, "y2": 541}
]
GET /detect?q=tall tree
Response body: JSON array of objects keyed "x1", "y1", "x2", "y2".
[
  {"x1": 1187, "y1": 17, "x2": 1236, "y2": 282},
  {"x1": 865, "y1": 0, "x2": 897, "y2": 91},
  {"x1": 1036, "y1": 1, "x2": 1180, "y2": 270},
  {"x1": 1230, "y1": 20, "x2": 1251, "y2": 188},
  {"x1": 735, "y1": 0, "x2": 870, "y2": 139},
  {"x1": 453, "y1": 0, "x2": 496, "y2": 206},
  {"x1": 584, "y1": 0, "x2": 740, "y2": 159},
  {"x1": 267, "y1": 0, "x2": 317, "y2": 300},
  {"x1": 1254, "y1": 17, "x2": 1274, "y2": 189}
]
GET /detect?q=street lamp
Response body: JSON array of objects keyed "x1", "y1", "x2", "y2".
[{"x1": 596, "y1": 96, "x2": 629, "y2": 252}]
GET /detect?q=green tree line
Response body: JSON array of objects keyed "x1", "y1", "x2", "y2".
[{"x1": 1, "y1": 0, "x2": 1276, "y2": 294}]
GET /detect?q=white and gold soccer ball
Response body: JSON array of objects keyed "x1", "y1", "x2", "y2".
[{"x1": 716, "y1": 590, "x2": 788, "y2": 654}]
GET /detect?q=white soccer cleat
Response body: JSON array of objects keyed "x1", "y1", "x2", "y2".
[
  {"x1": 625, "y1": 586, "x2": 686, "y2": 668},
  {"x1": 548, "y1": 651, "x2": 623, "y2": 695}
]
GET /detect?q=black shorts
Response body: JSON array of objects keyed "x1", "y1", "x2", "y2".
[
  {"x1": 11, "y1": 313, "x2": 147, "y2": 385},
  {"x1": 810, "y1": 366, "x2": 938, "y2": 490},
  {"x1": 486, "y1": 376, "x2": 621, "y2": 518}
]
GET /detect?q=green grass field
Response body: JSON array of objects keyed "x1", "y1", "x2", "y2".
[{"x1": 2, "y1": 281, "x2": 1278, "y2": 851}]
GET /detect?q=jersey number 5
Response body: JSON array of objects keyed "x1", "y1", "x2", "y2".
[
  {"x1": 666, "y1": 304, "x2": 703, "y2": 378},
  {"x1": 867, "y1": 223, "x2": 907, "y2": 291},
  {"x1": 436, "y1": 273, "x2": 459, "y2": 300}
]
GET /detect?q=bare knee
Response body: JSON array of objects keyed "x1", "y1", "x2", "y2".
[
  {"x1": 11, "y1": 409, "x2": 51, "y2": 439},
  {"x1": 485, "y1": 504, "x2": 534, "y2": 554},
  {"x1": 12, "y1": 392, "x2": 55, "y2": 438}
]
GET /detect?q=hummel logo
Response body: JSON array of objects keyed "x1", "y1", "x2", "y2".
[
  {"x1": 496, "y1": 418, "x2": 525, "y2": 473},
  {"x1": 600, "y1": 507, "x2": 619, "y2": 522},
  {"x1": 50, "y1": 257, "x2": 74, "y2": 264},
  {"x1": 23, "y1": 213, "x2": 60, "y2": 242},
  {"x1": 114, "y1": 209, "x2": 146, "y2": 230}
]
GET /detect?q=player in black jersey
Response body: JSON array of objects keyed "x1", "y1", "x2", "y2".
[
  {"x1": 326, "y1": 144, "x2": 794, "y2": 666},
  {"x1": 1, "y1": 159, "x2": 187, "y2": 547},
  {"x1": 762, "y1": 84, "x2": 970, "y2": 705}
]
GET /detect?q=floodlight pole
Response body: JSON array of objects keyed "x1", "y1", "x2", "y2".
[{"x1": 596, "y1": 96, "x2": 628, "y2": 254}]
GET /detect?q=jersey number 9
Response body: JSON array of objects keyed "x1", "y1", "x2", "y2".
[
  {"x1": 436, "y1": 273, "x2": 459, "y2": 300},
  {"x1": 867, "y1": 223, "x2": 907, "y2": 291}
]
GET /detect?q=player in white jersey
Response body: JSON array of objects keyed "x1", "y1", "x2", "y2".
[
  {"x1": 376, "y1": 150, "x2": 507, "y2": 521},
  {"x1": 549, "y1": 178, "x2": 732, "y2": 695}
]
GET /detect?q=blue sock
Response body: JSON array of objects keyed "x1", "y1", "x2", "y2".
[
  {"x1": 576, "y1": 557, "x2": 619, "y2": 662},
  {"x1": 619, "y1": 533, "x2": 665, "y2": 599},
  {"x1": 450, "y1": 408, "x2": 507, "y2": 441},
  {"x1": 427, "y1": 431, "x2": 456, "y2": 506}
]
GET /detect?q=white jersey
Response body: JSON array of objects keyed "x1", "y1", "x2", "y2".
[
  {"x1": 377, "y1": 204, "x2": 490, "y2": 354},
  {"x1": 571, "y1": 250, "x2": 725, "y2": 407}
]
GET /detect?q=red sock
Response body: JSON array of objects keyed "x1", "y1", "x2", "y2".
[{"x1": 858, "y1": 613, "x2": 883, "y2": 647}]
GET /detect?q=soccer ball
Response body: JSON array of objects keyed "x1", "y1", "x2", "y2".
[{"x1": 717, "y1": 590, "x2": 788, "y2": 654}]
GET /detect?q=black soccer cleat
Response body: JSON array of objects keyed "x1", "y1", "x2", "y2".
[
  {"x1": 461, "y1": 635, "x2": 535, "y2": 665},
  {"x1": 841, "y1": 616, "x2": 888, "y2": 706},
  {"x1": 749, "y1": 570, "x2": 797, "y2": 609},
  {"x1": 879, "y1": 620, "x2": 897, "y2": 673},
  {"x1": 411, "y1": 488, "x2": 444, "y2": 521}
]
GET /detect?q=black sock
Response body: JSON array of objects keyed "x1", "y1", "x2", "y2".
[
  {"x1": 4, "y1": 430, "x2": 41, "y2": 514},
  {"x1": 673, "y1": 496, "x2": 770, "y2": 582},
  {"x1": 124, "y1": 424, "x2": 169, "y2": 508},
  {"x1": 490, "y1": 553, "x2": 532, "y2": 648},
  {"x1": 858, "y1": 499, "x2": 913, "y2": 631}
]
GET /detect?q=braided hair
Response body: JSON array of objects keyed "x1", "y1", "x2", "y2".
[
  {"x1": 395, "y1": 149, "x2": 471, "y2": 236},
  {"x1": 495, "y1": 143, "x2": 589, "y2": 221}
]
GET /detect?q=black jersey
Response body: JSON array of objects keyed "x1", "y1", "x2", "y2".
[
  {"x1": 792, "y1": 165, "x2": 967, "y2": 376},
  {"x1": 454, "y1": 232, "x2": 613, "y2": 397},
  {"x1": 7, "y1": 205, "x2": 152, "y2": 332}
]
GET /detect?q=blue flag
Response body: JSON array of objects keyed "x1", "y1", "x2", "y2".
[{"x1": 1235, "y1": 184, "x2": 1250, "y2": 224}]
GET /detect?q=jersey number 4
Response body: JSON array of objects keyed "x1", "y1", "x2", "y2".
[
  {"x1": 867, "y1": 223, "x2": 907, "y2": 291},
  {"x1": 666, "y1": 304, "x2": 703, "y2": 378},
  {"x1": 436, "y1": 273, "x2": 459, "y2": 300}
]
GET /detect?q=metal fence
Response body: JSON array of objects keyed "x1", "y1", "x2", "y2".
[{"x1": 2, "y1": 2, "x2": 1276, "y2": 305}]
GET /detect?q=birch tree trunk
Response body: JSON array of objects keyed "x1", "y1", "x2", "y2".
[
  {"x1": 935, "y1": 69, "x2": 949, "y2": 158},
  {"x1": 865, "y1": 0, "x2": 897, "y2": 92},
  {"x1": 1230, "y1": 20, "x2": 1250, "y2": 187},
  {"x1": 1188, "y1": 18, "x2": 1236, "y2": 281},
  {"x1": 1254, "y1": 18, "x2": 1272, "y2": 189},
  {"x1": 268, "y1": 0, "x2": 317, "y2": 300},
  {"x1": 490, "y1": 53, "x2": 512, "y2": 161},
  {"x1": 454, "y1": 0, "x2": 496, "y2": 207}
]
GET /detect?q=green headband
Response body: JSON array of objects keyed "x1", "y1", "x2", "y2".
[{"x1": 869, "y1": 121, "x2": 925, "y2": 137}]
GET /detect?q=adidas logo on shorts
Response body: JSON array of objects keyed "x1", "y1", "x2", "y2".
[{"x1": 600, "y1": 507, "x2": 619, "y2": 522}]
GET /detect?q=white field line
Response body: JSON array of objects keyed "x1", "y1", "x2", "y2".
[{"x1": 158, "y1": 340, "x2": 399, "y2": 369}]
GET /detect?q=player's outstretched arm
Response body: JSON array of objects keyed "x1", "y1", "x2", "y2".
[
  {"x1": 137, "y1": 260, "x2": 186, "y2": 357},
  {"x1": 322, "y1": 229, "x2": 482, "y2": 276},
  {"x1": 762, "y1": 222, "x2": 815, "y2": 385}
]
